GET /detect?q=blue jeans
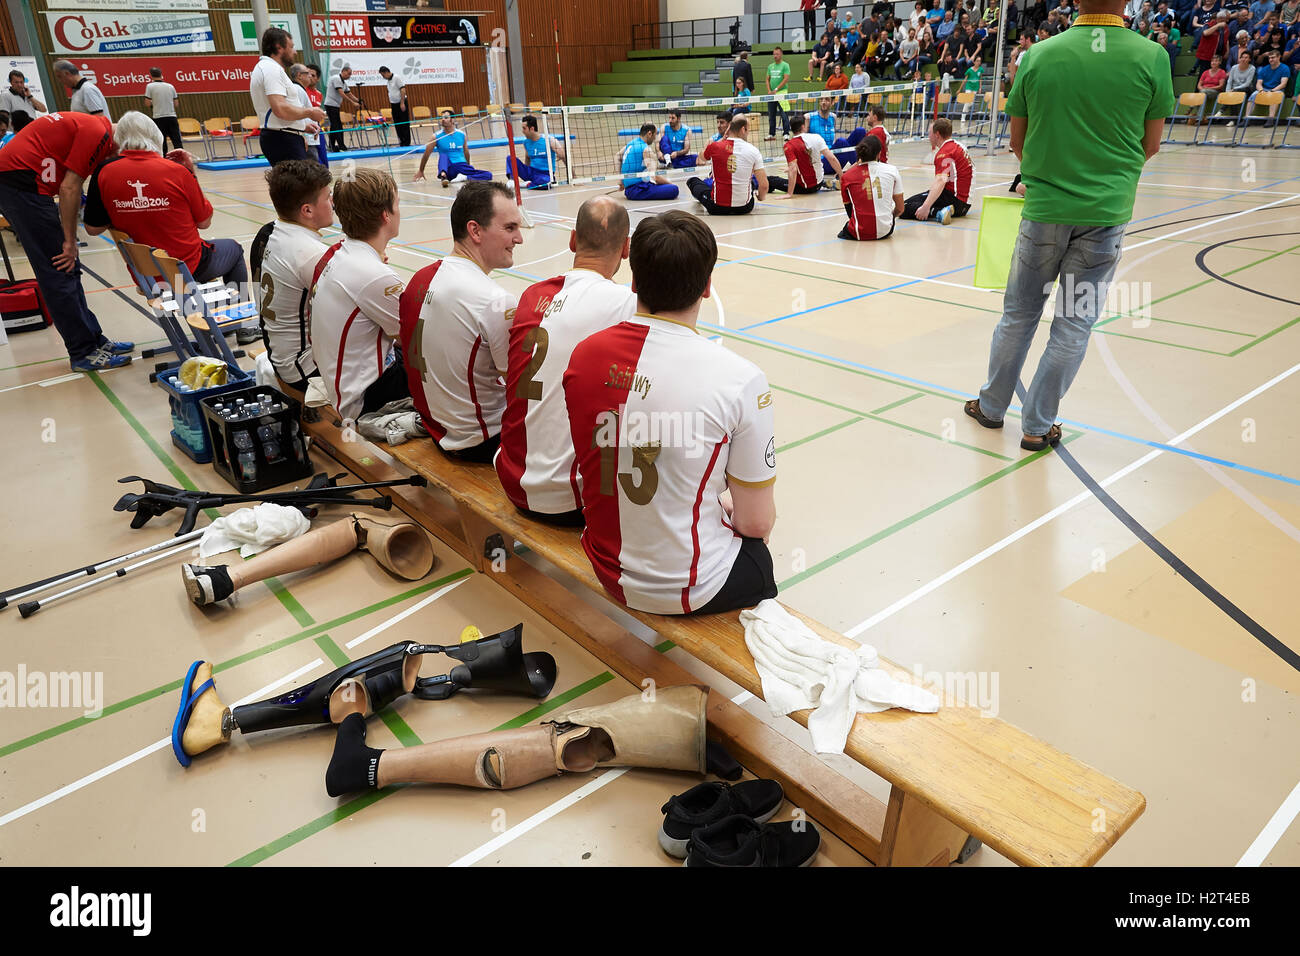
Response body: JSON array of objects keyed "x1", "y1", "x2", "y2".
[
  {"x1": 0, "y1": 183, "x2": 106, "y2": 360},
  {"x1": 977, "y1": 219, "x2": 1126, "y2": 437}
]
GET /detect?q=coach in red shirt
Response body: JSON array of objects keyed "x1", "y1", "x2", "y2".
[
  {"x1": 83, "y1": 111, "x2": 247, "y2": 288},
  {"x1": 0, "y1": 110, "x2": 133, "y2": 370}
]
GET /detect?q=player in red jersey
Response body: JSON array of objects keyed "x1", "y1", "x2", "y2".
[
  {"x1": 864, "y1": 105, "x2": 890, "y2": 163},
  {"x1": 900, "y1": 117, "x2": 973, "y2": 225},
  {"x1": 838, "y1": 136, "x2": 904, "y2": 240},
  {"x1": 769, "y1": 114, "x2": 841, "y2": 194},
  {"x1": 686, "y1": 114, "x2": 769, "y2": 216}
]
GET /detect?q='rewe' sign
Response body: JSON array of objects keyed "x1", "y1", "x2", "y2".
[{"x1": 308, "y1": 15, "x2": 371, "y2": 51}]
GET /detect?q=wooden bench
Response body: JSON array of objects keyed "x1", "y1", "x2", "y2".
[{"x1": 305, "y1": 419, "x2": 1145, "y2": 866}]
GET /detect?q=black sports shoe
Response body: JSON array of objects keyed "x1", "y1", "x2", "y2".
[
  {"x1": 684, "y1": 814, "x2": 821, "y2": 867},
  {"x1": 659, "y1": 780, "x2": 784, "y2": 858},
  {"x1": 183, "y1": 564, "x2": 234, "y2": 606}
]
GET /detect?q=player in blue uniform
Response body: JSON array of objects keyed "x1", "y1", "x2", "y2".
[
  {"x1": 622, "y1": 124, "x2": 678, "y2": 200},
  {"x1": 505, "y1": 114, "x2": 566, "y2": 190},
  {"x1": 414, "y1": 111, "x2": 492, "y2": 186},
  {"x1": 809, "y1": 97, "x2": 865, "y2": 174},
  {"x1": 658, "y1": 110, "x2": 697, "y2": 168}
]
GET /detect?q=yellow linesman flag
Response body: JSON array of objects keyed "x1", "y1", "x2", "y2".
[{"x1": 973, "y1": 195, "x2": 1025, "y2": 290}]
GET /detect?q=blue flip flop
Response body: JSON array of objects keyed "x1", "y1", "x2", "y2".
[{"x1": 171, "y1": 660, "x2": 214, "y2": 768}]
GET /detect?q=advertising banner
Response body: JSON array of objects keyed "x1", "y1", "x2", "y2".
[
  {"x1": 69, "y1": 56, "x2": 258, "y2": 96},
  {"x1": 323, "y1": 50, "x2": 465, "y2": 86},
  {"x1": 308, "y1": 13, "x2": 480, "y2": 51},
  {"x1": 1, "y1": 57, "x2": 47, "y2": 102},
  {"x1": 47, "y1": 0, "x2": 206, "y2": 10},
  {"x1": 45, "y1": 11, "x2": 214, "y2": 55},
  {"x1": 227, "y1": 14, "x2": 301, "y2": 54}
]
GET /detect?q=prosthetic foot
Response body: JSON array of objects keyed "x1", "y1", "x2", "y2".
[
  {"x1": 326, "y1": 684, "x2": 708, "y2": 796},
  {"x1": 171, "y1": 623, "x2": 557, "y2": 766},
  {"x1": 183, "y1": 516, "x2": 435, "y2": 607}
]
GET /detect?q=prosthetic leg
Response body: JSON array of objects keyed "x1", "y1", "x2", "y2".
[
  {"x1": 171, "y1": 623, "x2": 557, "y2": 766},
  {"x1": 325, "y1": 684, "x2": 709, "y2": 797},
  {"x1": 182, "y1": 516, "x2": 435, "y2": 606}
]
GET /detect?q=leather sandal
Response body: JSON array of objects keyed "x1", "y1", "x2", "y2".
[
  {"x1": 964, "y1": 398, "x2": 1003, "y2": 429},
  {"x1": 1020, "y1": 423, "x2": 1062, "y2": 452}
]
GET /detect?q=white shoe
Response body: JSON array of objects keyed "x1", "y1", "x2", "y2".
[{"x1": 451, "y1": 173, "x2": 467, "y2": 183}]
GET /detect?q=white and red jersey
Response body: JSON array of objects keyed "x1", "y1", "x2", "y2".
[
  {"x1": 841, "y1": 160, "x2": 903, "y2": 240},
  {"x1": 866, "y1": 124, "x2": 890, "y2": 163},
  {"x1": 701, "y1": 136, "x2": 763, "y2": 207},
  {"x1": 496, "y1": 269, "x2": 636, "y2": 514},
  {"x1": 934, "y1": 137, "x2": 973, "y2": 203},
  {"x1": 308, "y1": 238, "x2": 403, "y2": 422},
  {"x1": 399, "y1": 255, "x2": 516, "y2": 451},
  {"x1": 256, "y1": 220, "x2": 326, "y2": 384},
  {"x1": 783, "y1": 132, "x2": 828, "y2": 189},
  {"x1": 563, "y1": 314, "x2": 777, "y2": 614}
]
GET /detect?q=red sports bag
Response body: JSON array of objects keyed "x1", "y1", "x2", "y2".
[{"x1": 0, "y1": 277, "x2": 53, "y2": 334}]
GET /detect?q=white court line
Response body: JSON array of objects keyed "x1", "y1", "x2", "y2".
[
  {"x1": 0, "y1": 373, "x2": 83, "y2": 395},
  {"x1": 1237, "y1": 777, "x2": 1300, "y2": 866},
  {"x1": 1124, "y1": 192, "x2": 1300, "y2": 253},
  {"x1": 842, "y1": 359, "x2": 1300, "y2": 639},
  {"x1": 0, "y1": 658, "x2": 323, "y2": 829},
  {"x1": 510, "y1": 247, "x2": 570, "y2": 271},
  {"x1": 716, "y1": 240, "x2": 995, "y2": 294},
  {"x1": 344, "y1": 577, "x2": 470, "y2": 650},
  {"x1": 1136, "y1": 181, "x2": 1295, "y2": 195},
  {"x1": 448, "y1": 768, "x2": 630, "y2": 867}
]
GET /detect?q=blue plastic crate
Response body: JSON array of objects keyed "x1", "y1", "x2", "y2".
[{"x1": 155, "y1": 363, "x2": 254, "y2": 464}]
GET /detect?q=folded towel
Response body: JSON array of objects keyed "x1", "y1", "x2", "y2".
[
  {"x1": 199, "y1": 503, "x2": 311, "y2": 559},
  {"x1": 740, "y1": 599, "x2": 939, "y2": 754}
]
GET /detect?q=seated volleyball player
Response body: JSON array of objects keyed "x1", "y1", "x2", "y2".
[
  {"x1": 308, "y1": 168, "x2": 408, "y2": 423},
  {"x1": 496, "y1": 197, "x2": 635, "y2": 524},
  {"x1": 400, "y1": 181, "x2": 521, "y2": 462},
  {"x1": 250, "y1": 159, "x2": 333, "y2": 396},
  {"x1": 809, "y1": 96, "x2": 866, "y2": 173},
  {"x1": 839, "y1": 136, "x2": 904, "y2": 240},
  {"x1": 563, "y1": 211, "x2": 778, "y2": 616},
  {"x1": 900, "y1": 117, "x2": 973, "y2": 225},
  {"x1": 864, "y1": 105, "x2": 891, "y2": 162},
  {"x1": 686, "y1": 114, "x2": 768, "y2": 216},
  {"x1": 621, "y1": 124, "x2": 679, "y2": 200},
  {"x1": 658, "y1": 110, "x2": 696, "y2": 168},
  {"x1": 505, "y1": 114, "x2": 565, "y2": 189},
  {"x1": 414, "y1": 110, "x2": 492, "y2": 186},
  {"x1": 770, "y1": 114, "x2": 841, "y2": 194},
  {"x1": 711, "y1": 112, "x2": 731, "y2": 142}
]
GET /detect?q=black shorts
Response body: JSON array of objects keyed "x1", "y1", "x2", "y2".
[
  {"x1": 691, "y1": 536, "x2": 778, "y2": 616},
  {"x1": 360, "y1": 357, "x2": 410, "y2": 415},
  {"x1": 441, "y1": 433, "x2": 501, "y2": 464}
]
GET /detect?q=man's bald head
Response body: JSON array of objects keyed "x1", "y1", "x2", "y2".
[{"x1": 574, "y1": 197, "x2": 630, "y2": 256}]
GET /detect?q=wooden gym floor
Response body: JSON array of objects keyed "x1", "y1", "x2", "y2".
[{"x1": 1, "y1": 129, "x2": 1297, "y2": 867}]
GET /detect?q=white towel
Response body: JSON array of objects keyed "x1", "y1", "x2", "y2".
[
  {"x1": 199, "y1": 503, "x2": 311, "y2": 558},
  {"x1": 740, "y1": 599, "x2": 939, "y2": 754}
]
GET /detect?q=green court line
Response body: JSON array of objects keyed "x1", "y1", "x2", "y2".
[
  {"x1": 0, "y1": 337, "x2": 169, "y2": 373},
  {"x1": 1228, "y1": 314, "x2": 1300, "y2": 356},
  {"x1": 870, "y1": 391, "x2": 926, "y2": 415},
  {"x1": 313, "y1": 632, "x2": 424, "y2": 748},
  {"x1": 777, "y1": 433, "x2": 1081, "y2": 591},
  {"x1": 772, "y1": 383, "x2": 1015, "y2": 462},
  {"x1": 1081, "y1": 329, "x2": 1232, "y2": 357},
  {"x1": 776, "y1": 416, "x2": 864, "y2": 455},
  {"x1": 227, "y1": 670, "x2": 616, "y2": 866},
  {"x1": 0, "y1": 569, "x2": 473, "y2": 759}
]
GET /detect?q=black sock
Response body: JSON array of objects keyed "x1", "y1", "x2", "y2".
[
  {"x1": 185, "y1": 565, "x2": 234, "y2": 606},
  {"x1": 326, "y1": 713, "x2": 384, "y2": 797}
]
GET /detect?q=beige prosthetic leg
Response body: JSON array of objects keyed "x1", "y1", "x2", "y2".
[
  {"x1": 182, "y1": 516, "x2": 435, "y2": 606},
  {"x1": 326, "y1": 684, "x2": 709, "y2": 797}
]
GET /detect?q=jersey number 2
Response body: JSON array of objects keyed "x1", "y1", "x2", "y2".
[{"x1": 515, "y1": 326, "x2": 549, "y2": 401}]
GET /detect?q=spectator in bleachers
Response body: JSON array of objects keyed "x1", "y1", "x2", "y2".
[
  {"x1": 53, "y1": 61, "x2": 107, "y2": 117},
  {"x1": 1173, "y1": 0, "x2": 1198, "y2": 31},
  {"x1": 506, "y1": 115, "x2": 566, "y2": 189},
  {"x1": 1225, "y1": 49, "x2": 1258, "y2": 113},
  {"x1": 936, "y1": 44, "x2": 962, "y2": 82},
  {"x1": 1053, "y1": 0, "x2": 1076, "y2": 19},
  {"x1": 937, "y1": 9, "x2": 958, "y2": 41},
  {"x1": 1234, "y1": 7, "x2": 1255, "y2": 39},
  {"x1": 1250, "y1": 48, "x2": 1290, "y2": 122},
  {"x1": 1189, "y1": 0, "x2": 1220, "y2": 34},
  {"x1": 733, "y1": 50, "x2": 755, "y2": 93},
  {"x1": 1192, "y1": 11, "x2": 1231, "y2": 74},
  {"x1": 1285, "y1": 30, "x2": 1300, "y2": 74},
  {"x1": 844, "y1": 20, "x2": 862, "y2": 54},
  {"x1": 84, "y1": 111, "x2": 248, "y2": 289},
  {"x1": 659, "y1": 110, "x2": 697, "y2": 168},
  {"x1": 829, "y1": 32, "x2": 851, "y2": 66},
  {"x1": 897, "y1": 28, "x2": 926, "y2": 78},
  {"x1": 621, "y1": 125, "x2": 678, "y2": 200},
  {"x1": 849, "y1": 61, "x2": 870, "y2": 91},
  {"x1": 875, "y1": 31, "x2": 899, "y2": 73},
  {"x1": 732, "y1": 76, "x2": 752, "y2": 112},
  {"x1": 910, "y1": 2, "x2": 927, "y2": 32},
  {"x1": 1254, "y1": 12, "x2": 1283, "y2": 40},
  {"x1": 144, "y1": 68, "x2": 182, "y2": 153},
  {"x1": 809, "y1": 32, "x2": 834, "y2": 81},
  {"x1": 1152, "y1": 0, "x2": 1177, "y2": 29},
  {"x1": 1134, "y1": 19, "x2": 1154, "y2": 37},
  {"x1": 1009, "y1": 33, "x2": 1035, "y2": 87},
  {"x1": 1006, "y1": 0, "x2": 1021, "y2": 37},
  {"x1": 1255, "y1": 25, "x2": 1287, "y2": 59},
  {"x1": 826, "y1": 62, "x2": 850, "y2": 89},
  {"x1": 1198, "y1": 54, "x2": 1230, "y2": 112},
  {"x1": 802, "y1": 0, "x2": 822, "y2": 42},
  {"x1": 1155, "y1": 27, "x2": 1182, "y2": 71},
  {"x1": 1249, "y1": 0, "x2": 1276, "y2": 27},
  {"x1": 415, "y1": 110, "x2": 492, "y2": 186},
  {"x1": 1282, "y1": 0, "x2": 1300, "y2": 23},
  {"x1": 1228, "y1": 28, "x2": 1255, "y2": 63},
  {"x1": 1132, "y1": 1, "x2": 1155, "y2": 26}
]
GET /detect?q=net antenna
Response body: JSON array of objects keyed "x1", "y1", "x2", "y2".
[{"x1": 489, "y1": 44, "x2": 534, "y2": 228}]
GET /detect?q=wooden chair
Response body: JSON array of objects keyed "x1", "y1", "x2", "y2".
[
  {"x1": 1200, "y1": 91, "x2": 1245, "y2": 145},
  {"x1": 238, "y1": 116, "x2": 261, "y2": 158},
  {"x1": 1164, "y1": 92, "x2": 1206, "y2": 145},
  {"x1": 178, "y1": 117, "x2": 205, "y2": 158},
  {"x1": 410, "y1": 104, "x2": 433, "y2": 143},
  {"x1": 203, "y1": 117, "x2": 237, "y2": 160},
  {"x1": 1278, "y1": 94, "x2": 1300, "y2": 149},
  {"x1": 527, "y1": 101, "x2": 544, "y2": 111},
  {"x1": 461, "y1": 105, "x2": 481, "y2": 139},
  {"x1": 1236, "y1": 90, "x2": 1285, "y2": 148},
  {"x1": 150, "y1": 249, "x2": 254, "y2": 367},
  {"x1": 109, "y1": 231, "x2": 196, "y2": 364}
]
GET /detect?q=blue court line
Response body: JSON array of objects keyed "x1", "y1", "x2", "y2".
[
  {"x1": 738, "y1": 263, "x2": 974, "y2": 331},
  {"x1": 1125, "y1": 173, "x2": 1300, "y2": 227},
  {"x1": 702, "y1": 321, "x2": 1300, "y2": 489}
]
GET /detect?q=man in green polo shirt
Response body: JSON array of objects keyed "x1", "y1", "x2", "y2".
[
  {"x1": 766, "y1": 47, "x2": 793, "y2": 140},
  {"x1": 964, "y1": 0, "x2": 1173, "y2": 451}
]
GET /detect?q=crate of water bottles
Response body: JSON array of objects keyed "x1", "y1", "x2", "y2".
[
  {"x1": 157, "y1": 362, "x2": 255, "y2": 464},
  {"x1": 199, "y1": 384, "x2": 313, "y2": 493}
]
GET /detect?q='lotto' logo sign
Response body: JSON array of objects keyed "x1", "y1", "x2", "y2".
[{"x1": 309, "y1": 15, "x2": 370, "y2": 50}]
